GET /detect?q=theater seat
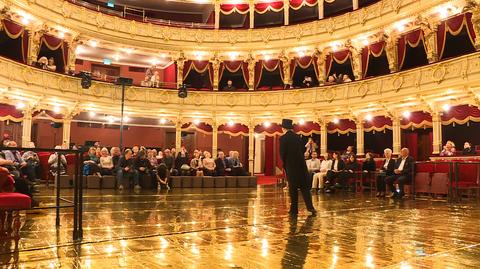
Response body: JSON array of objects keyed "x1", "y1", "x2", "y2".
[
  {"x1": 414, "y1": 172, "x2": 431, "y2": 194},
  {"x1": 0, "y1": 192, "x2": 32, "y2": 240},
  {"x1": 0, "y1": 193, "x2": 31, "y2": 210}
]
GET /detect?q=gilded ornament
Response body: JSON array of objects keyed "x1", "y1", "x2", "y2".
[
  {"x1": 357, "y1": 83, "x2": 369, "y2": 98},
  {"x1": 323, "y1": 87, "x2": 335, "y2": 102},
  {"x1": 391, "y1": 75, "x2": 403, "y2": 92},
  {"x1": 432, "y1": 65, "x2": 447, "y2": 84}
]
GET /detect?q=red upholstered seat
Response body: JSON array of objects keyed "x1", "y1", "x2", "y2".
[
  {"x1": 375, "y1": 160, "x2": 384, "y2": 169},
  {"x1": 0, "y1": 193, "x2": 31, "y2": 210}
]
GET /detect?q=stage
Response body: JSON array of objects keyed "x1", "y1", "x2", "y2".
[{"x1": 1, "y1": 185, "x2": 480, "y2": 268}]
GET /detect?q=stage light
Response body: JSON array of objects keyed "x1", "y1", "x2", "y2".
[
  {"x1": 113, "y1": 54, "x2": 121, "y2": 61},
  {"x1": 193, "y1": 119, "x2": 200, "y2": 125},
  {"x1": 365, "y1": 114, "x2": 373, "y2": 121},
  {"x1": 178, "y1": 84, "x2": 188, "y2": 98},
  {"x1": 53, "y1": 105, "x2": 61, "y2": 113},
  {"x1": 21, "y1": 17, "x2": 30, "y2": 25},
  {"x1": 228, "y1": 120, "x2": 235, "y2": 127},
  {"x1": 263, "y1": 121, "x2": 271, "y2": 128},
  {"x1": 151, "y1": 59, "x2": 158, "y2": 66},
  {"x1": 75, "y1": 46, "x2": 86, "y2": 55},
  {"x1": 58, "y1": 32, "x2": 65, "y2": 39},
  {"x1": 333, "y1": 118, "x2": 339, "y2": 124},
  {"x1": 123, "y1": 116, "x2": 130, "y2": 122},
  {"x1": 442, "y1": 104, "x2": 451, "y2": 112},
  {"x1": 264, "y1": 55, "x2": 271, "y2": 61},
  {"x1": 395, "y1": 22, "x2": 406, "y2": 32},
  {"x1": 89, "y1": 111, "x2": 96, "y2": 117},
  {"x1": 89, "y1": 40, "x2": 98, "y2": 47},
  {"x1": 15, "y1": 102, "x2": 25, "y2": 109},
  {"x1": 299, "y1": 119, "x2": 305, "y2": 125},
  {"x1": 80, "y1": 72, "x2": 92, "y2": 89},
  {"x1": 402, "y1": 111, "x2": 411, "y2": 118},
  {"x1": 160, "y1": 118, "x2": 167, "y2": 124}
]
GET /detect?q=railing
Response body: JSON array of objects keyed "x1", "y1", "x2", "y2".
[
  {"x1": 67, "y1": 0, "x2": 215, "y2": 29},
  {"x1": 0, "y1": 147, "x2": 85, "y2": 241}
]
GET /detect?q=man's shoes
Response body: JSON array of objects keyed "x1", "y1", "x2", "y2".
[
  {"x1": 375, "y1": 192, "x2": 380, "y2": 197},
  {"x1": 308, "y1": 209, "x2": 317, "y2": 217}
]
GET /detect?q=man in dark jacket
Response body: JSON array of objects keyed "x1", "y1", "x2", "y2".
[
  {"x1": 280, "y1": 119, "x2": 316, "y2": 217},
  {"x1": 215, "y1": 151, "x2": 230, "y2": 176},
  {"x1": 385, "y1": 148, "x2": 414, "y2": 198}
]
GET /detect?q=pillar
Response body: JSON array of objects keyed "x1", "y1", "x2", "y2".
[
  {"x1": 392, "y1": 116, "x2": 401, "y2": 155},
  {"x1": 283, "y1": 0, "x2": 289, "y2": 26},
  {"x1": 175, "y1": 120, "x2": 182, "y2": 154},
  {"x1": 318, "y1": 0, "x2": 324, "y2": 19},
  {"x1": 316, "y1": 51, "x2": 326, "y2": 84},
  {"x1": 385, "y1": 37, "x2": 398, "y2": 73},
  {"x1": 423, "y1": 24, "x2": 438, "y2": 63},
  {"x1": 214, "y1": 0, "x2": 220, "y2": 29},
  {"x1": 320, "y1": 121, "x2": 327, "y2": 156},
  {"x1": 248, "y1": 123, "x2": 255, "y2": 175},
  {"x1": 247, "y1": 56, "x2": 256, "y2": 90},
  {"x1": 21, "y1": 109, "x2": 33, "y2": 147},
  {"x1": 351, "y1": 49, "x2": 362, "y2": 81},
  {"x1": 280, "y1": 52, "x2": 291, "y2": 86},
  {"x1": 176, "y1": 57, "x2": 186, "y2": 86},
  {"x1": 249, "y1": 0, "x2": 255, "y2": 29},
  {"x1": 432, "y1": 112, "x2": 442, "y2": 155},
  {"x1": 212, "y1": 121, "x2": 218, "y2": 158},
  {"x1": 62, "y1": 117, "x2": 72, "y2": 149},
  {"x1": 66, "y1": 39, "x2": 78, "y2": 73},
  {"x1": 26, "y1": 29, "x2": 42, "y2": 65},
  {"x1": 353, "y1": 0, "x2": 359, "y2": 10},
  {"x1": 211, "y1": 58, "x2": 220, "y2": 91},
  {"x1": 356, "y1": 120, "x2": 364, "y2": 156}
]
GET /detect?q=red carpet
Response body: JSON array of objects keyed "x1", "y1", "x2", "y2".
[{"x1": 256, "y1": 175, "x2": 278, "y2": 185}]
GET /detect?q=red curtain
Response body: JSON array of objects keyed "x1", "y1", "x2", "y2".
[
  {"x1": 402, "y1": 132, "x2": 418, "y2": 160},
  {"x1": 442, "y1": 105, "x2": 480, "y2": 125},
  {"x1": 290, "y1": 0, "x2": 318, "y2": 9},
  {"x1": 183, "y1": 60, "x2": 213, "y2": 89},
  {"x1": 364, "y1": 116, "x2": 392, "y2": 132},
  {"x1": 293, "y1": 121, "x2": 321, "y2": 136},
  {"x1": 0, "y1": 104, "x2": 23, "y2": 121},
  {"x1": 290, "y1": 56, "x2": 318, "y2": 80},
  {"x1": 397, "y1": 29, "x2": 425, "y2": 70},
  {"x1": 361, "y1": 41, "x2": 386, "y2": 78},
  {"x1": 400, "y1": 111, "x2": 432, "y2": 129},
  {"x1": 1, "y1": 19, "x2": 28, "y2": 63},
  {"x1": 182, "y1": 122, "x2": 213, "y2": 134},
  {"x1": 255, "y1": 1, "x2": 284, "y2": 13},
  {"x1": 162, "y1": 62, "x2": 176, "y2": 89},
  {"x1": 255, "y1": 123, "x2": 283, "y2": 136},
  {"x1": 40, "y1": 34, "x2": 68, "y2": 69},
  {"x1": 437, "y1": 13, "x2": 476, "y2": 60},
  {"x1": 326, "y1": 49, "x2": 351, "y2": 77},
  {"x1": 327, "y1": 119, "x2": 356, "y2": 134},
  {"x1": 218, "y1": 123, "x2": 249, "y2": 136},
  {"x1": 219, "y1": 61, "x2": 249, "y2": 87},
  {"x1": 264, "y1": 136, "x2": 275, "y2": 176},
  {"x1": 220, "y1": 4, "x2": 250, "y2": 14},
  {"x1": 32, "y1": 110, "x2": 64, "y2": 120},
  {"x1": 255, "y1": 60, "x2": 283, "y2": 89}
]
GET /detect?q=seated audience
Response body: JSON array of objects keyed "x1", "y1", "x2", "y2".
[
  {"x1": 306, "y1": 151, "x2": 321, "y2": 175},
  {"x1": 147, "y1": 149, "x2": 159, "y2": 168},
  {"x1": 116, "y1": 149, "x2": 140, "y2": 191},
  {"x1": 377, "y1": 148, "x2": 395, "y2": 197},
  {"x1": 215, "y1": 151, "x2": 230, "y2": 176},
  {"x1": 141, "y1": 76, "x2": 152, "y2": 87},
  {"x1": 162, "y1": 149, "x2": 177, "y2": 176},
  {"x1": 190, "y1": 150, "x2": 204, "y2": 176},
  {"x1": 202, "y1": 151, "x2": 216, "y2": 176},
  {"x1": 99, "y1": 147, "x2": 114, "y2": 175},
  {"x1": 21, "y1": 142, "x2": 40, "y2": 182},
  {"x1": 3, "y1": 141, "x2": 36, "y2": 182},
  {"x1": 341, "y1": 146, "x2": 355, "y2": 161},
  {"x1": 324, "y1": 76, "x2": 336, "y2": 85},
  {"x1": 110, "y1": 147, "x2": 121, "y2": 168},
  {"x1": 303, "y1": 76, "x2": 313, "y2": 87},
  {"x1": 135, "y1": 150, "x2": 154, "y2": 186},
  {"x1": 151, "y1": 71, "x2": 161, "y2": 87},
  {"x1": 47, "y1": 57, "x2": 57, "y2": 72},
  {"x1": 342, "y1": 74, "x2": 352, "y2": 83},
  {"x1": 156, "y1": 150, "x2": 164, "y2": 162},
  {"x1": 37, "y1": 56, "x2": 48, "y2": 70},
  {"x1": 48, "y1": 146, "x2": 67, "y2": 176},
  {"x1": 305, "y1": 137, "x2": 318, "y2": 157},
  {"x1": 231, "y1": 151, "x2": 247, "y2": 176},
  {"x1": 156, "y1": 163, "x2": 170, "y2": 190},
  {"x1": 175, "y1": 147, "x2": 189, "y2": 175},
  {"x1": 362, "y1": 152, "x2": 376, "y2": 172},
  {"x1": 0, "y1": 155, "x2": 38, "y2": 207},
  {"x1": 325, "y1": 152, "x2": 345, "y2": 193},
  {"x1": 339, "y1": 155, "x2": 360, "y2": 190},
  {"x1": 83, "y1": 147, "x2": 102, "y2": 178},
  {"x1": 222, "y1": 80, "x2": 237, "y2": 91},
  {"x1": 312, "y1": 153, "x2": 332, "y2": 193},
  {"x1": 462, "y1": 142, "x2": 476, "y2": 155},
  {"x1": 385, "y1": 148, "x2": 414, "y2": 199},
  {"x1": 440, "y1": 140, "x2": 456, "y2": 156},
  {"x1": 132, "y1": 146, "x2": 140, "y2": 157}
]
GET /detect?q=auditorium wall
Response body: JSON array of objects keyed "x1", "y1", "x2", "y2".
[{"x1": 75, "y1": 59, "x2": 154, "y2": 85}]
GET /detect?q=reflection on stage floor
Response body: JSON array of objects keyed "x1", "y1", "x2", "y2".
[{"x1": 1, "y1": 185, "x2": 480, "y2": 268}]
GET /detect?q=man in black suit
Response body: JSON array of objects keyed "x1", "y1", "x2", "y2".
[
  {"x1": 385, "y1": 148, "x2": 414, "y2": 198},
  {"x1": 214, "y1": 151, "x2": 231, "y2": 176},
  {"x1": 325, "y1": 152, "x2": 345, "y2": 193},
  {"x1": 376, "y1": 148, "x2": 396, "y2": 197},
  {"x1": 280, "y1": 119, "x2": 317, "y2": 217}
]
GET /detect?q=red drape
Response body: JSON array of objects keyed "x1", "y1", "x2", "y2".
[
  {"x1": 401, "y1": 111, "x2": 432, "y2": 129},
  {"x1": 327, "y1": 119, "x2": 356, "y2": 134},
  {"x1": 264, "y1": 136, "x2": 275, "y2": 176},
  {"x1": 220, "y1": 4, "x2": 250, "y2": 14},
  {"x1": 442, "y1": 105, "x2": 480, "y2": 125},
  {"x1": 182, "y1": 122, "x2": 213, "y2": 134},
  {"x1": 326, "y1": 49, "x2": 351, "y2": 77},
  {"x1": 218, "y1": 123, "x2": 249, "y2": 136},
  {"x1": 361, "y1": 41, "x2": 386, "y2": 78},
  {"x1": 397, "y1": 29, "x2": 426, "y2": 70},
  {"x1": 183, "y1": 60, "x2": 213, "y2": 89},
  {"x1": 293, "y1": 121, "x2": 321, "y2": 136},
  {"x1": 255, "y1": 1, "x2": 284, "y2": 13},
  {"x1": 290, "y1": 56, "x2": 318, "y2": 80},
  {"x1": 364, "y1": 116, "x2": 392, "y2": 132},
  {"x1": 219, "y1": 61, "x2": 249, "y2": 87},
  {"x1": 437, "y1": 13, "x2": 476, "y2": 60},
  {"x1": 255, "y1": 60, "x2": 283, "y2": 89},
  {"x1": 255, "y1": 123, "x2": 283, "y2": 136},
  {"x1": 290, "y1": 0, "x2": 318, "y2": 9},
  {"x1": 1, "y1": 19, "x2": 28, "y2": 63},
  {"x1": 0, "y1": 104, "x2": 23, "y2": 121},
  {"x1": 40, "y1": 34, "x2": 68, "y2": 69},
  {"x1": 402, "y1": 132, "x2": 418, "y2": 160},
  {"x1": 162, "y1": 62, "x2": 176, "y2": 89}
]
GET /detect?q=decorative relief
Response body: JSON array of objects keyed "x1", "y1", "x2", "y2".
[
  {"x1": 357, "y1": 83, "x2": 369, "y2": 98},
  {"x1": 432, "y1": 65, "x2": 447, "y2": 84},
  {"x1": 324, "y1": 88, "x2": 336, "y2": 102},
  {"x1": 391, "y1": 75, "x2": 404, "y2": 92}
]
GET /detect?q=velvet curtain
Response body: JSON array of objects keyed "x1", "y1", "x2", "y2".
[
  {"x1": 437, "y1": 13, "x2": 476, "y2": 60},
  {"x1": 255, "y1": 60, "x2": 283, "y2": 89},
  {"x1": 183, "y1": 60, "x2": 213, "y2": 89},
  {"x1": 397, "y1": 29, "x2": 426, "y2": 71},
  {"x1": 255, "y1": 123, "x2": 283, "y2": 136},
  {"x1": 264, "y1": 135, "x2": 275, "y2": 176},
  {"x1": 293, "y1": 121, "x2": 321, "y2": 136},
  {"x1": 400, "y1": 111, "x2": 432, "y2": 129},
  {"x1": 289, "y1": 0, "x2": 318, "y2": 10},
  {"x1": 181, "y1": 122, "x2": 213, "y2": 135},
  {"x1": 361, "y1": 41, "x2": 386, "y2": 78},
  {"x1": 220, "y1": 4, "x2": 250, "y2": 14},
  {"x1": 219, "y1": 61, "x2": 249, "y2": 88},
  {"x1": 402, "y1": 132, "x2": 419, "y2": 159},
  {"x1": 0, "y1": 104, "x2": 23, "y2": 122},
  {"x1": 255, "y1": 1, "x2": 284, "y2": 13},
  {"x1": 364, "y1": 116, "x2": 392, "y2": 132},
  {"x1": 40, "y1": 34, "x2": 68, "y2": 70},
  {"x1": 162, "y1": 61, "x2": 177, "y2": 89},
  {"x1": 326, "y1": 49, "x2": 352, "y2": 77},
  {"x1": 1, "y1": 19, "x2": 28, "y2": 63},
  {"x1": 290, "y1": 56, "x2": 318, "y2": 80},
  {"x1": 327, "y1": 119, "x2": 356, "y2": 134},
  {"x1": 218, "y1": 124, "x2": 249, "y2": 136},
  {"x1": 442, "y1": 105, "x2": 480, "y2": 125}
]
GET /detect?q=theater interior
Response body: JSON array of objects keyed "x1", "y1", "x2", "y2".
[{"x1": 0, "y1": 0, "x2": 480, "y2": 268}]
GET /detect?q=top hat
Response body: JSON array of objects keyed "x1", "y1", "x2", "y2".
[{"x1": 282, "y1": 119, "x2": 294, "y2": 129}]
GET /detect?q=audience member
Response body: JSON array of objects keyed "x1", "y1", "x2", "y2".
[
  {"x1": 312, "y1": 153, "x2": 332, "y2": 193},
  {"x1": 190, "y1": 150, "x2": 204, "y2": 176},
  {"x1": 156, "y1": 163, "x2": 170, "y2": 190},
  {"x1": 385, "y1": 148, "x2": 414, "y2": 198},
  {"x1": 222, "y1": 80, "x2": 236, "y2": 91},
  {"x1": 339, "y1": 155, "x2": 359, "y2": 190},
  {"x1": 342, "y1": 74, "x2": 352, "y2": 82},
  {"x1": 440, "y1": 141, "x2": 456, "y2": 156},
  {"x1": 134, "y1": 150, "x2": 154, "y2": 186},
  {"x1": 46, "y1": 57, "x2": 57, "y2": 72},
  {"x1": 21, "y1": 142, "x2": 40, "y2": 182},
  {"x1": 305, "y1": 137, "x2": 318, "y2": 156},
  {"x1": 0, "y1": 155, "x2": 38, "y2": 207},
  {"x1": 132, "y1": 146, "x2": 140, "y2": 157},
  {"x1": 175, "y1": 147, "x2": 189, "y2": 173},
  {"x1": 202, "y1": 151, "x2": 216, "y2": 176},
  {"x1": 99, "y1": 147, "x2": 114, "y2": 175},
  {"x1": 303, "y1": 76, "x2": 313, "y2": 87},
  {"x1": 116, "y1": 149, "x2": 140, "y2": 191},
  {"x1": 231, "y1": 151, "x2": 247, "y2": 176},
  {"x1": 48, "y1": 145, "x2": 67, "y2": 176},
  {"x1": 306, "y1": 151, "x2": 321, "y2": 175},
  {"x1": 110, "y1": 147, "x2": 121, "y2": 167},
  {"x1": 325, "y1": 152, "x2": 345, "y2": 193},
  {"x1": 362, "y1": 152, "x2": 376, "y2": 172},
  {"x1": 341, "y1": 146, "x2": 355, "y2": 161},
  {"x1": 84, "y1": 147, "x2": 102, "y2": 178},
  {"x1": 147, "y1": 149, "x2": 159, "y2": 168},
  {"x1": 324, "y1": 76, "x2": 336, "y2": 85},
  {"x1": 462, "y1": 142, "x2": 476, "y2": 155},
  {"x1": 377, "y1": 148, "x2": 395, "y2": 197},
  {"x1": 215, "y1": 151, "x2": 230, "y2": 176},
  {"x1": 3, "y1": 141, "x2": 36, "y2": 182},
  {"x1": 162, "y1": 149, "x2": 177, "y2": 175}
]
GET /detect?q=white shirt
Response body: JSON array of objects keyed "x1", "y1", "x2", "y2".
[
  {"x1": 306, "y1": 158, "x2": 321, "y2": 172},
  {"x1": 333, "y1": 160, "x2": 339, "y2": 171},
  {"x1": 320, "y1": 159, "x2": 332, "y2": 172},
  {"x1": 383, "y1": 158, "x2": 391, "y2": 169},
  {"x1": 398, "y1": 158, "x2": 406, "y2": 171}
]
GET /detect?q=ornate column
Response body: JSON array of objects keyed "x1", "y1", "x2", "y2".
[
  {"x1": 315, "y1": 49, "x2": 326, "y2": 84},
  {"x1": 175, "y1": 120, "x2": 182, "y2": 154},
  {"x1": 62, "y1": 116, "x2": 72, "y2": 148},
  {"x1": 26, "y1": 28, "x2": 44, "y2": 65},
  {"x1": 353, "y1": 0, "x2": 359, "y2": 10},
  {"x1": 465, "y1": 2, "x2": 480, "y2": 49},
  {"x1": 280, "y1": 51, "x2": 291, "y2": 86},
  {"x1": 318, "y1": 0, "x2": 324, "y2": 19},
  {"x1": 320, "y1": 120, "x2": 327, "y2": 156},
  {"x1": 349, "y1": 46, "x2": 362, "y2": 81},
  {"x1": 432, "y1": 111, "x2": 443, "y2": 155},
  {"x1": 212, "y1": 120, "x2": 218, "y2": 158},
  {"x1": 176, "y1": 53, "x2": 186, "y2": 87},
  {"x1": 385, "y1": 35, "x2": 398, "y2": 73},
  {"x1": 249, "y1": 0, "x2": 255, "y2": 29},
  {"x1": 66, "y1": 37, "x2": 79, "y2": 74},
  {"x1": 416, "y1": 16, "x2": 438, "y2": 63},
  {"x1": 214, "y1": 0, "x2": 220, "y2": 29},
  {"x1": 248, "y1": 121, "x2": 255, "y2": 175},
  {"x1": 21, "y1": 108, "x2": 33, "y2": 147},
  {"x1": 392, "y1": 116, "x2": 401, "y2": 155},
  {"x1": 247, "y1": 54, "x2": 256, "y2": 90},
  {"x1": 356, "y1": 119, "x2": 365, "y2": 156},
  {"x1": 283, "y1": 0, "x2": 289, "y2": 26},
  {"x1": 211, "y1": 56, "x2": 221, "y2": 91}
]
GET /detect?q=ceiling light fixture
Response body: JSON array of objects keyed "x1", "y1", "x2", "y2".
[
  {"x1": 402, "y1": 111, "x2": 411, "y2": 118},
  {"x1": 160, "y1": 118, "x2": 167, "y2": 124},
  {"x1": 365, "y1": 114, "x2": 373, "y2": 121},
  {"x1": 442, "y1": 104, "x2": 451, "y2": 112},
  {"x1": 53, "y1": 105, "x2": 61, "y2": 114},
  {"x1": 263, "y1": 121, "x2": 271, "y2": 128},
  {"x1": 333, "y1": 118, "x2": 339, "y2": 124},
  {"x1": 15, "y1": 102, "x2": 26, "y2": 109},
  {"x1": 299, "y1": 119, "x2": 305, "y2": 125},
  {"x1": 89, "y1": 111, "x2": 96, "y2": 117},
  {"x1": 228, "y1": 120, "x2": 235, "y2": 127},
  {"x1": 89, "y1": 40, "x2": 98, "y2": 47}
]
